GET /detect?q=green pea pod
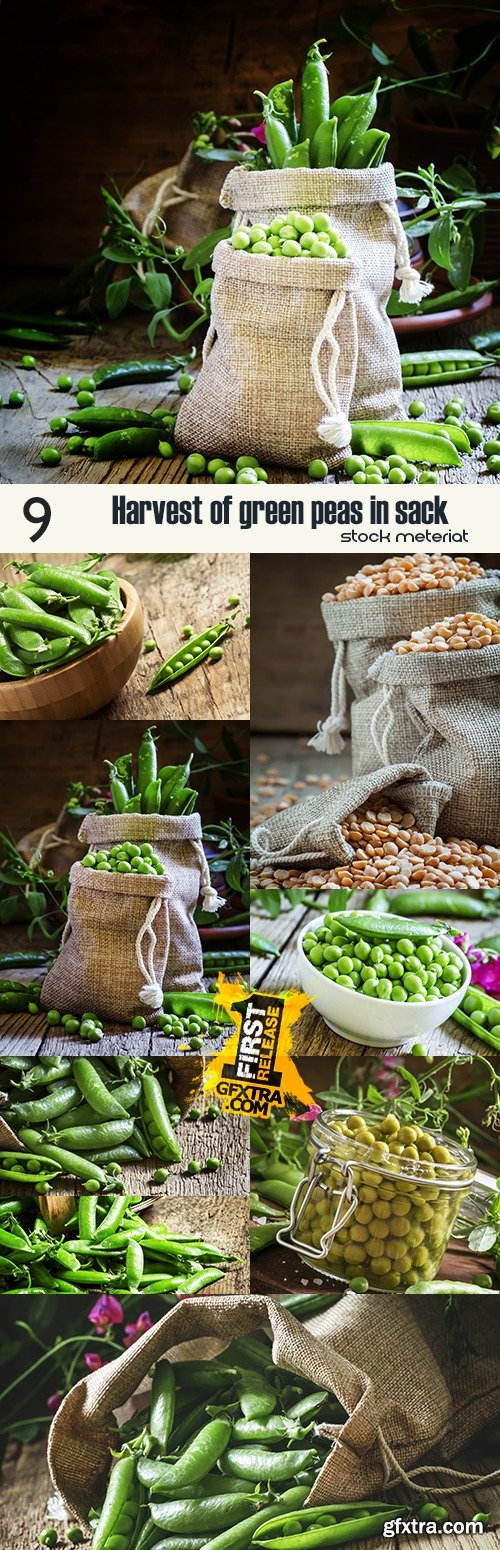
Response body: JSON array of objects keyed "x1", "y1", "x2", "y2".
[
  {"x1": 329, "y1": 90, "x2": 359, "y2": 125},
  {"x1": 300, "y1": 40, "x2": 331, "y2": 146},
  {"x1": 0, "y1": 625, "x2": 29, "y2": 678},
  {"x1": 311, "y1": 116, "x2": 338, "y2": 168},
  {"x1": 138, "y1": 726, "x2": 158, "y2": 795},
  {"x1": 237, "y1": 1370, "x2": 277, "y2": 1419},
  {"x1": 407, "y1": 1279, "x2": 497, "y2": 1294},
  {"x1": 25, "y1": 563, "x2": 112, "y2": 608},
  {"x1": 220, "y1": 1445, "x2": 317, "y2": 1483},
  {"x1": 283, "y1": 139, "x2": 310, "y2": 168},
  {"x1": 378, "y1": 419, "x2": 471, "y2": 455},
  {"x1": 91, "y1": 1456, "x2": 139, "y2": 1550},
  {"x1": 350, "y1": 423, "x2": 461, "y2": 466},
  {"x1": 69, "y1": 406, "x2": 157, "y2": 431},
  {"x1": 124, "y1": 795, "x2": 143, "y2": 812},
  {"x1": 345, "y1": 128, "x2": 389, "y2": 168},
  {"x1": 329, "y1": 910, "x2": 443, "y2": 944},
  {"x1": 336, "y1": 78, "x2": 381, "y2": 165},
  {"x1": 400, "y1": 349, "x2": 489, "y2": 386},
  {"x1": 251, "y1": 933, "x2": 280, "y2": 957},
  {"x1": 109, "y1": 770, "x2": 129, "y2": 814},
  {"x1": 93, "y1": 357, "x2": 191, "y2": 388},
  {"x1": 92, "y1": 428, "x2": 161, "y2": 461},
  {"x1": 198, "y1": 1485, "x2": 310, "y2": 1550},
  {"x1": 0, "y1": 608, "x2": 89, "y2": 643},
  {"x1": 148, "y1": 621, "x2": 231, "y2": 693},
  {"x1": 269, "y1": 79, "x2": 297, "y2": 144},
  {"x1": 453, "y1": 1008, "x2": 500, "y2": 1052},
  {"x1": 126, "y1": 1237, "x2": 144, "y2": 1291},
  {"x1": 138, "y1": 1418, "x2": 232, "y2": 1493},
  {"x1": 54, "y1": 1119, "x2": 135, "y2": 1151},
  {"x1": 17, "y1": 1130, "x2": 108, "y2": 1184},
  {"x1": 389, "y1": 890, "x2": 496, "y2": 920},
  {"x1": 72, "y1": 1058, "x2": 129, "y2": 1119},
  {"x1": 140, "y1": 1071, "x2": 182, "y2": 1163},
  {"x1": 143, "y1": 778, "x2": 162, "y2": 813},
  {"x1": 150, "y1": 1359, "x2": 176, "y2": 1450},
  {"x1": 255, "y1": 93, "x2": 293, "y2": 168},
  {"x1": 150, "y1": 1494, "x2": 256, "y2": 1535}
]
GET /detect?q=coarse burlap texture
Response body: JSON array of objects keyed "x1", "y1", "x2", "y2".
[
  {"x1": 218, "y1": 165, "x2": 410, "y2": 420},
  {"x1": 125, "y1": 145, "x2": 233, "y2": 254},
  {"x1": 310, "y1": 574, "x2": 500, "y2": 754},
  {"x1": 351, "y1": 643, "x2": 500, "y2": 844},
  {"x1": 251, "y1": 762, "x2": 452, "y2": 872},
  {"x1": 176, "y1": 240, "x2": 360, "y2": 469},
  {"x1": 41, "y1": 813, "x2": 221, "y2": 1021},
  {"x1": 48, "y1": 1295, "x2": 500, "y2": 1523}
]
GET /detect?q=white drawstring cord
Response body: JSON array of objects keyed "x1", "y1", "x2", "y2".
[
  {"x1": 135, "y1": 896, "x2": 168, "y2": 1010},
  {"x1": 309, "y1": 642, "x2": 348, "y2": 754},
  {"x1": 370, "y1": 685, "x2": 396, "y2": 764},
  {"x1": 381, "y1": 202, "x2": 434, "y2": 304},
  {"x1": 190, "y1": 840, "x2": 225, "y2": 912},
  {"x1": 311, "y1": 290, "x2": 351, "y2": 449}
]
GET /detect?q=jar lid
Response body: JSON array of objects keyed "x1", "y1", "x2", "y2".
[{"x1": 310, "y1": 1106, "x2": 476, "y2": 1187}]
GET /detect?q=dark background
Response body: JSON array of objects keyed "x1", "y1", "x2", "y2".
[
  {"x1": 250, "y1": 554, "x2": 500, "y2": 732},
  {"x1": 0, "y1": 721, "x2": 249, "y2": 836},
  {"x1": 2, "y1": 0, "x2": 498, "y2": 272}
]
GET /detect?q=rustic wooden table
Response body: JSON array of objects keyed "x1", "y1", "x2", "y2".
[
  {"x1": 2, "y1": 1433, "x2": 498, "y2": 1547},
  {"x1": 250, "y1": 895, "x2": 499, "y2": 1056},
  {"x1": 1, "y1": 552, "x2": 250, "y2": 721},
  {"x1": 1, "y1": 311, "x2": 500, "y2": 484},
  {"x1": 250, "y1": 1234, "x2": 496, "y2": 1298}
]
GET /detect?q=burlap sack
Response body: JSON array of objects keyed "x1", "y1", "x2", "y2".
[
  {"x1": 48, "y1": 1294, "x2": 500, "y2": 1523},
  {"x1": 176, "y1": 241, "x2": 360, "y2": 469},
  {"x1": 251, "y1": 762, "x2": 452, "y2": 872},
  {"x1": 41, "y1": 813, "x2": 222, "y2": 1021},
  {"x1": 352, "y1": 644, "x2": 500, "y2": 844},
  {"x1": 125, "y1": 145, "x2": 233, "y2": 254},
  {"x1": 311, "y1": 574, "x2": 500, "y2": 754},
  {"x1": 216, "y1": 164, "x2": 423, "y2": 421}
]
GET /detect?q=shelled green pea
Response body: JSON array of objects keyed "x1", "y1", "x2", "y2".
[
  {"x1": 81, "y1": 842, "x2": 165, "y2": 876},
  {"x1": 302, "y1": 921, "x2": 466, "y2": 1004},
  {"x1": 231, "y1": 210, "x2": 348, "y2": 259}
]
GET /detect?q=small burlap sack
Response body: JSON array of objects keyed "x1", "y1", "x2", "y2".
[
  {"x1": 125, "y1": 144, "x2": 233, "y2": 254},
  {"x1": 310, "y1": 574, "x2": 500, "y2": 754},
  {"x1": 48, "y1": 1294, "x2": 500, "y2": 1523},
  {"x1": 352, "y1": 644, "x2": 500, "y2": 844},
  {"x1": 216, "y1": 164, "x2": 426, "y2": 421},
  {"x1": 251, "y1": 762, "x2": 452, "y2": 873},
  {"x1": 41, "y1": 813, "x2": 222, "y2": 1022},
  {"x1": 176, "y1": 240, "x2": 360, "y2": 469}
]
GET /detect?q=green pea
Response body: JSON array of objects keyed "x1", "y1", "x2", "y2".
[
  {"x1": 49, "y1": 416, "x2": 69, "y2": 433},
  {"x1": 308, "y1": 459, "x2": 329, "y2": 480},
  {"x1": 21, "y1": 354, "x2": 37, "y2": 369},
  {"x1": 462, "y1": 420, "x2": 483, "y2": 447},
  {"x1": 132, "y1": 1015, "x2": 147, "y2": 1030},
  {"x1": 391, "y1": 985, "x2": 408, "y2": 1002},
  {"x1": 364, "y1": 469, "x2": 383, "y2": 483},
  {"x1": 232, "y1": 230, "x2": 251, "y2": 250},
  {"x1": 76, "y1": 376, "x2": 96, "y2": 391},
  {"x1": 353, "y1": 471, "x2": 367, "y2": 483},
  {"x1": 152, "y1": 1168, "x2": 169, "y2": 1183},
  {"x1": 254, "y1": 468, "x2": 268, "y2": 481},
  {"x1": 376, "y1": 979, "x2": 392, "y2": 999},
  {"x1": 486, "y1": 401, "x2": 500, "y2": 423},
  {"x1": 76, "y1": 391, "x2": 95, "y2": 407},
  {"x1": 374, "y1": 460, "x2": 390, "y2": 476},
  {"x1": 388, "y1": 466, "x2": 406, "y2": 483},
  {"x1": 337, "y1": 956, "x2": 354, "y2": 974},
  {"x1": 57, "y1": 374, "x2": 73, "y2": 389},
  {"x1": 187, "y1": 1159, "x2": 202, "y2": 1174},
  {"x1": 207, "y1": 458, "x2": 227, "y2": 473},
  {"x1": 236, "y1": 469, "x2": 259, "y2": 483},
  {"x1": 205, "y1": 1157, "x2": 221, "y2": 1171},
  {"x1": 444, "y1": 401, "x2": 463, "y2": 418},
  {"x1": 370, "y1": 946, "x2": 385, "y2": 964},
  {"x1": 387, "y1": 960, "x2": 404, "y2": 980},
  {"x1": 418, "y1": 471, "x2": 438, "y2": 483},
  {"x1": 337, "y1": 975, "x2": 355, "y2": 989},
  {"x1": 214, "y1": 466, "x2": 236, "y2": 482},
  {"x1": 46, "y1": 1009, "x2": 61, "y2": 1025},
  {"x1": 483, "y1": 439, "x2": 500, "y2": 457},
  {"x1": 208, "y1": 646, "x2": 224, "y2": 660},
  {"x1": 343, "y1": 455, "x2": 365, "y2": 477},
  {"x1": 353, "y1": 938, "x2": 371, "y2": 961},
  {"x1": 397, "y1": 939, "x2": 415, "y2": 956},
  {"x1": 408, "y1": 400, "x2": 425, "y2": 417},
  {"x1": 67, "y1": 435, "x2": 85, "y2": 453},
  {"x1": 159, "y1": 441, "x2": 174, "y2": 458},
  {"x1": 207, "y1": 1104, "x2": 220, "y2": 1119},
  {"x1": 403, "y1": 463, "x2": 418, "y2": 482},
  {"x1": 403, "y1": 972, "x2": 424, "y2": 994},
  {"x1": 387, "y1": 455, "x2": 407, "y2": 469},
  {"x1": 186, "y1": 452, "x2": 207, "y2": 475},
  {"x1": 362, "y1": 980, "x2": 377, "y2": 996},
  {"x1": 189, "y1": 1036, "x2": 204, "y2": 1050},
  {"x1": 349, "y1": 1276, "x2": 369, "y2": 1293},
  {"x1": 9, "y1": 390, "x2": 25, "y2": 407},
  {"x1": 486, "y1": 455, "x2": 500, "y2": 474},
  {"x1": 65, "y1": 1017, "x2": 80, "y2": 1033},
  {"x1": 39, "y1": 1530, "x2": 58, "y2": 1547},
  {"x1": 178, "y1": 374, "x2": 193, "y2": 393},
  {"x1": 40, "y1": 447, "x2": 62, "y2": 466}
]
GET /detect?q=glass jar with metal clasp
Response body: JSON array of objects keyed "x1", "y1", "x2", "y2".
[{"x1": 276, "y1": 1107, "x2": 477, "y2": 1292}]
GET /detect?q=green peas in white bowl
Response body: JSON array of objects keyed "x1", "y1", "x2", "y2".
[{"x1": 297, "y1": 911, "x2": 470, "y2": 1047}]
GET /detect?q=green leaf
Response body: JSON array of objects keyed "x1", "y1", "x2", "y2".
[
  {"x1": 366, "y1": 1084, "x2": 386, "y2": 1108},
  {"x1": 428, "y1": 210, "x2": 454, "y2": 271},
  {"x1": 26, "y1": 889, "x2": 47, "y2": 918},
  {"x1": 101, "y1": 244, "x2": 139, "y2": 263},
  {"x1": 105, "y1": 278, "x2": 131, "y2": 318},
  {"x1": 468, "y1": 1224, "x2": 497, "y2": 1253},
  {"x1": 448, "y1": 224, "x2": 475, "y2": 290},
  {"x1": 398, "y1": 1067, "x2": 422, "y2": 1101},
  {"x1": 143, "y1": 270, "x2": 172, "y2": 309},
  {"x1": 183, "y1": 226, "x2": 231, "y2": 272}
]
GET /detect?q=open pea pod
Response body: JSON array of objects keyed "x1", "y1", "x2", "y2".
[
  {"x1": 350, "y1": 423, "x2": 461, "y2": 466},
  {"x1": 328, "y1": 910, "x2": 444, "y2": 944}
]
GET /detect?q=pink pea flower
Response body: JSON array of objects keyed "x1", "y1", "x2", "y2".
[
  {"x1": 47, "y1": 1393, "x2": 62, "y2": 1416},
  {"x1": 292, "y1": 1105, "x2": 322, "y2": 1124},
  {"x1": 88, "y1": 1296, "x2": 124, "y2": 1333},
  {"x1": 85, "y1": 1352, "x2": 105, "y2": 1371},
  {"x1": 252, "y1": 122, "x2": 267, "y2": 145},
  {"x1": 123, "y1": 1311, "x2": 153, "y2": 1347}
]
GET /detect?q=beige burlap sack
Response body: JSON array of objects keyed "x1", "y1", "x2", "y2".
[
  {"x1": 351, "y1": 644, "x2": 500, "y2": 844},
  {"x1": 251, "y1": 762, "x2": 451, "y2": 872},
  {"x1": 41, "y1": 813, "x2": 222, "y2": 1021},
  {"x1": 176, "y1": 240, "x2": 360, "y2": 469},
  {"x1": 48, "y1": 1294, "x2": 500, "y2": 1523},
  {"x1": 311, "y1": 575, "x2": 500, "y2": 754},
  {"x1": 216, "y1": 164, "x2": 423, "y2": 421},
  {"x1": 125, "y1": 145, "x2": 233, "y2": 254}
]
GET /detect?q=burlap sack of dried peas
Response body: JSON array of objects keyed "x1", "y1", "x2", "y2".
[
  {"x1": 48, "y1": 1295, "x2": 500, "y2": 1521},
  {"x1": 311, "y1": 575, "x2": 500, "y2": 754},
  {"x1": 352, "y1": 644, "x2": 500, "y2": 844},
  {"x1": 41, "y1": 813, "x2": 222, "y2": 1022},
  {"x1": 251, "y1": 762, "x2": 451, "y2": 872},
  {"x1": 217, "y1": 165, "x2": 412, "y2": 419},
  {"x1": 175, "y1": 240, "x2": 361, "y2": 469}
]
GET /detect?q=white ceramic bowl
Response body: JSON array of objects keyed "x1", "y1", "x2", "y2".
[{"x1": 297, "y1": 915, "x2": 471, "y2": 1048}]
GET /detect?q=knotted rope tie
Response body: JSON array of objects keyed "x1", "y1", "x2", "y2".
[
  {"x1": 137, "y1": 170, "x2": 200, "y2": 282},
  {"x1": 378, "y1": 1429, "x2": 500, "y2": 1497},
  {"x1": 381, "y1": 202, "x2": 434, "y2": 305},
  {"x1": 135, "y1": 895, "x2": 168, "y2": 1010},
  {"x1": 190, "y1": 839, "x2": 225, "y2": 912},
  {"x1": 309, "y1": 641, "x2": 348, "y2": 754},
  {"x1": 311, "y1": 289, "x2": 351, "y2": 449}
]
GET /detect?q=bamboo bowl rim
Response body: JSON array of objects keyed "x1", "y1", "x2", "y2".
[{"x1": 0, "y1": 576, "x2": 141, "y2": 704}]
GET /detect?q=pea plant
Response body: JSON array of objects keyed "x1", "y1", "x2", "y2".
[
  {"x1": 0, "y1": 834, "x2": 69, "y2": 941},
  {"x1": 396, "y1": 161, "x2": 500, "y2": 290}
]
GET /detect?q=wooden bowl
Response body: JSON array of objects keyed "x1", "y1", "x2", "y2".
[{"x1": 0, "y1": 578, "x2": 144, "y2": 720}]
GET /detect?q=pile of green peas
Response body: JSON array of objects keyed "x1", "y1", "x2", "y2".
[
  {"x1": 156, "y1": 1006, "x2": 213, "y2": 1050},
  {"x1": 185, "y1": 452, "x2": 269, "y2": 484},
  {"x1": 408, "y1": 395, "x2": 500, "y2": 475},
  {"x1": 81, "y1": 841, "x2": 165, "y2": 877},
  {"x1": 231, "y1": 210, "x2": 348, "y2": 260},
  {"x1": 45, "y1": 1008, "x2": 105, "y2": 1042},
  {"x1": 303, "y1": 918, "x2": 466, "y2": 1003},
  {"x1": 343, "y1": 453, "x2": 437, "y2": 485}
]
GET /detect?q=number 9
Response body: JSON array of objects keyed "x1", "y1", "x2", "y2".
[{"x1": 23, "y1": 496, "x2": 51, "y2": 542}]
